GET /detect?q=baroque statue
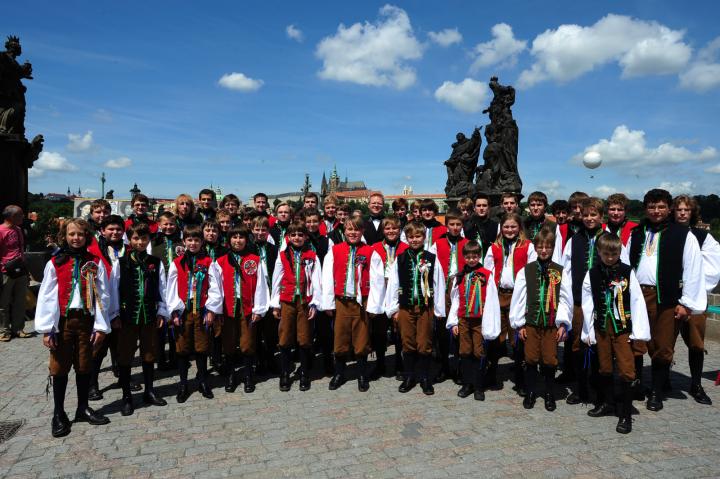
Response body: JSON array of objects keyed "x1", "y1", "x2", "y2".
[{"x1": 444, "y1": 127, "x2": 481, "y2": 198}]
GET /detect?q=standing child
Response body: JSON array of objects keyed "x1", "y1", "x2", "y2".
[
  {"x1": 197, "y1": 188, "x2": 217, "y2": 221},
  {"x1": 581, "y1": 233, "x2": 650, "y2": 434},
  {"x1": 219, "y1": 194, "x2": 242, "y2": 227},
  {"x1": 124, "y1": 194, "x2": 159, "y2": 235},
  {"x1": 603, "y1": 193, "x2": 638, "y2": 246},
  {"x1": 328, "y1": 204, "x2": 351, "y2": 245},
  {"x1": 446, "y1": 241, "x2": 501, "y2": 400},
  {"x1": 35, "y1": 219, "x2": 111, "y2": 437},
  {"x1": 202, "y1": 219, "x2": 227, "y2": 260},
  {"x1": 418, "y1": 199, "x2": 447, "y2": 250},
  {"x1": 391, "y1": 198, "x2": 409, "y2": 230},
  {"x1": 270, "y1": 221, "x2": 322, "y2": 391},
  {"x1": 166, "y1": 225, "x2": 223, "y2": 402},
  {"x1": 270, "y1": 202, "x2": 293, "y2": 250},
  {"x1": 215, "y1": 209, "x2": 233, "y2": 248},
  {"x1": 174, "y1": 193, "x2": 201, "y2": 232},
  {"x1": 251, "y1": 216, "x2": 280, "y2": 374},
  {"x1": 320, "y1": 195, "x2": 339, "y2": 236},
  {"x1": 509, "y1": 227, "x2": 572, "y2": 411}
]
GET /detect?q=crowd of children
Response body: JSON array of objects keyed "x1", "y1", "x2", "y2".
[{"x1": 35, "y1": 188, "x2": 719, "y2": 438}]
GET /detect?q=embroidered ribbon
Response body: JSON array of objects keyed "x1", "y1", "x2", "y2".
[
  {"x1": 544, "y1": 269, "x2": 561, "y2": 326},
  {"x1": 464, "y1": 272, "x2": 485, "y2": 316},
  {"x1": 383, "y1": 241, "x2": 396, "y2": 278},
  {"x1": 343, "y1": 246, "x2": 356, "y2": 298},
  {"x1": 608, "y1": 278, "x2": 629, "y2": 332},
  {"x1": 233, "y1": 253, "x2": 243, "y2": 319},
  {"x1": 292, "y1": 250, "x2": 302, "y2": 299},
  {"x1": 80, "y1": 261, "x2": 102, "y2": 312}
]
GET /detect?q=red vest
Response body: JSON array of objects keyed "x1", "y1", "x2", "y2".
[
  {"x1": 124, "y1": 216, "x2": 159, "y2": 234},
  {"x1": 426, "y1": 225, "x2": 447, "y2": 246},
  {"x1": 435, "y1": 238, "x2": 468, "y2": 278},
  {"x1": 371, "y1": 240, "x2": 408, "y2": 266},
  {"x1": 558, "y1": 224, "x2": 570, "y2": 250},
  {"x1": 457, "y1": 267, "x2": 492, "y2": 319},
  {"x1": 331, "y1": 242, "x2": 372, "y2": 297},
  {"x1": 319, "y1": 220, "x2": 338, "y2": 237},
  {"x1": 216, "y1": 253, "x2": 260, "y2": 319},
  {"x1": 53, "y1": 252, "x2": 103, "y2": 317},
  {"x1": 174, "y1": 255, "x2": 214, "y2": 308},
  {"x1": 278, "y1": 248, "x2": 318, "y2": 303},
  {"x1": 602, "y1": 221, "x2": 638, "y2": 246},
  {"x1": 491, "y1": 240, "x2": 529, "y2": 286}
]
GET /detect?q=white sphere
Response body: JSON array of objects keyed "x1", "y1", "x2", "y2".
[{"x1": 583, "y1": 151, "x2": 602, "y2": 169}]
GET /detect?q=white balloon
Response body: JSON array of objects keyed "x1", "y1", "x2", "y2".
[{"x1": 583, "y1": 151, "x2": 602, "y2": 169}]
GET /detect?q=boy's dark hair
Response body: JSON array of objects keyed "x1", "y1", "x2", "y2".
[
  {"x1": 381, "y1": 216, "x2": 401, "y2": 229},
  {"x1": 673, "y1": 195, "x2": 700, "y2": 226},
  {"x1": 220, "y1": 193, "x2": 240, "y2": 208},
  {"x1": 596, "y1": 232, "x2": 622, "y2": 256},
  {"x1": 528, "y1": 191, "x2": 548, "y2": 206},
  {"x1": 403, "y1": 221, "x2": 426, "y2": 238},
  {"x1": 304, "y1": 192, "x2": 319, "y2": 203},
  {"x1": 158, "y1": 211, "x2": 176, "y2": 221},
  {"x1": 183, "y1": 224, "x2": 203, "y2": 240},
  {"x1": 287, "y1": 220, "x2": 308, "y2": 236},
  {"x1": 606, "y1": 193, "x2": 629, "y2": 209},
  {"x1": 299, "y1": 208, "x2": 322, "y2": 221},
  {"x1": 252, "y1": 216, "x2": 270, "y2": 229},
  {"x1": 444, "y1": 208, "x2": 462, "y2": 223},
  {"x1": 127, "y1": 222, "x2": 151, "y2": 239},
  {"x1": 198, "y1": 188, "x2": 216, "y2": 200},
  {"x1": 568, "y1": 191, "x2": 589, "y2": 207},
  {"x1": 533, "y1": 226, "x2": 556, "y2": 249},
  {"x1": 58, "y1": 218, "x2": 92, "y2": 248},
  {"x1": 473, "y1": 192, "x2": 490, "y2": 203},
  {"x1": 243, "y1": 209, "x2": 259, "y2": 221},
  {"x1": 462, "y1": 240, "x2": 482, "y2": 257},
  {"x1": 392, "y1": 197, "x2": 408, "y2": 210},
  {"x1": 253, "y1": 192, "x2": 268, "y2": 202},
  {"x1": 501, "y1": 192, "x2": 519, "y2": 203},
  {"x1": 201, "y1": 219, "x2": 220, "y2": 232},
  {"x1": 581, "y1": 197, "x2": 604, "y2": 214},
  {"x1": 337, "y1": 203, "x2": 352, "y2": 214},
  {"x1": 215, "y1": 208, "x2": 231, "y2": 219},
  {"x1": 643, "y1": 188, "x2": 672, "y2": 207},
  {"x1": 420, "y1": 198, "x2": 438, "y2": 213},
  {"x1": 101, "y1": 214, "x2": 125, "y2": 230},
  {"x1": 228, "y1": 225, "x2": 250, "y2": 239},
  {"x1": 458, "y1": 197, "x2": 473, "y2": 210},
  {"x1": 90, "y1": 199, "x2": 111, "y2": 212},
  {"x1": 131, "y1": 193, "x2": 149, "y2": 205},
  {"x1": 551, "y1": 199, "x2": 570, "y2": 214}
]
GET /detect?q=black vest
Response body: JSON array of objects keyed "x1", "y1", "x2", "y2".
[
  {"x1": 119, "y1": 253, "x2": 162, "y2": 325},
  {"x1": 589, "y1": 263, "x2": 632, "y2": 335},
  {"x1": 463, "y1": 217, "x2": 498, "y2": 258},
  {"x1": 363, "y1": 216, "x2": 385, "y2": 245},
  {"x1": 524, "y1": 260, "x2": 564, "y2": 328},
  {"x1": 328, "y1": 226, "x2": 345, "y2": 246},
  {"x1": 397, "y1": 249, "x2": 435, "y2": 307},
  {"x1": 151, "y1": 234, "x2": 182, "y2": 272},
  {"x1": 570, "y1": 229, "x2": 602, "y2": 305},
  {"x1": 308, "y1": 234, "x2": 329, "y2": 265},
  {"x1": 523, "y1": 217, "x2": 556, "y2": 241},
  {"x1": 251, "y1": 241, "x2": 278, "y2": 283},
  {"x1": 629, "y1": 222, "x2": 687, "y2": 306},
  {"x1": 691, "y1": 227, "x2": 708, "y2": 249}
]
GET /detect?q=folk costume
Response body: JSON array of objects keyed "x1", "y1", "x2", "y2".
[
  {"x1": 308, "y1": 230, "x2": 335, "y2": 375},
  {"x1": 603, "y1": 219, "x2": 638, "y2": 246},
  {"x1": 124, "y1": 214, "x2": 159, "y2": 235},
  {"x1": 462, "y1": 215, "x2": 499, "y2": 261},
  {"x1": 523, "y1": 216, "x2": 564, "y2": 260},
  {"x1": 252, "y1": 239, "x2": 280, "y2": 375},
  {"x1": 151, "y1": 231, "x2": 183, "y2": 370}
]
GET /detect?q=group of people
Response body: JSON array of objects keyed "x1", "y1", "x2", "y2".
[{"x1": 27, "y1": 186, "x2": 718, "y2": 439}]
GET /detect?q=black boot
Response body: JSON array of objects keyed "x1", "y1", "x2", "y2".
[
  {"x1": 119, "y1": 366, "x2": 134, "y2": 416},
  {"x1": 51, "y1": 375, "x2": 71, "y2": 437},
  {"x1": 457, "y1": 356, "x2": 474, "y2": 398},
  {"x1": 633, "y1": 355, "x2": 645, "y2": 400},
  {"x1": 243, "y1": 355, "x2": 256, "y2": 393},
  {"x1": 513, "y1": 341, "x2": 527, "y2": 397},
  {"x1": 474, "y1": 357, "x2": 487, "y2": 401},
  {"x1": 88, "y1": 357, "x2": 103, "y2": 401},
  {"x1": 523, "y1": 364, "x2": 537, "y2": 409},
  {"x1": 556, "y1": 338, "x2": 575, "y2": 383},
  {"x1": 176, "y1": 356, "x2": 190, "y2": 403},
  {"x1": 646, "y1": 362, "x2": 666, "y2": 412},
  {"x1": 484, "y1": 341, "x2": 501, "y2": 390},
  {"x1": 418, "y1": 355, "x2": 434, "y2": 395},
  {"x1": 74, "y1": 373, "x2": 110, "y2": 425},
  {"x1": 399, "y1": 352, "x2": 417, "y2": 393},
  {"x1": 224, "y1": 356, "x2": 238, "y2": 393},
  {"x1": 142, "y1": 362, "x2": 166, "y2": 406},
  {"x1": 588, "y1": 375, "x2": 615, "y2": 417},
  {"x1": 543, "y1": 366, "x2": 557, "y2": 412},
  {"x1": 299, "y1": 348, "x2": 312, "y2": 391},
  {"x1": 371, "y1": 351, "x2": 386, "y2": 380},
  {"x1": 689, "y1": 349, "x2": 712, "y2": 405},
  {"x1": 394, "y1": 339, "x2": 404, "y2": 381},
  {"x1": 279, "y1": 347, "x2": 292, "y2": 392},
  {"x1": 196, "y1": 354, "x2": 213, "y2": 399},
  {"x1": 329, "y1": 355, "x2": 347, "y2": 390},
  {"x1": 357, "y1": 355, "x2": 370, "y2": 392},
  {"x1": 567, "y1": 350, "x2": 588, "y2": 404},
  {"x1": 616, "y1": 380, "x2": 633, "y2": 434}
]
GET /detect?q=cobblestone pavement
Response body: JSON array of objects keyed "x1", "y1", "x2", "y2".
[{"x1": 1, "y1": 320, "x2": 719, "y2": 478}]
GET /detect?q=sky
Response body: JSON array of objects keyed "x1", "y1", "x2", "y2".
[{"x1": 4, "y1": 1, "x2": 720, "y2": 202}]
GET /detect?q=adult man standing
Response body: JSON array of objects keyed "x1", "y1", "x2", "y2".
[
  {"x1": 0, "y1": 205, "x2": 31, "y2": 341},
  {"x1": 363, "y1": 193, "x2": 386, "y2": 245}
]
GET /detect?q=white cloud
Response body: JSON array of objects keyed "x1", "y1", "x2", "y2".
[
  {"x1": 434, "y1": 78, "x2": 489, "y2": 113},
  {"x1": 705, "y1": 164, "x2": 720, "y2": 174},
  {"x1": 67, "y1": 130, "x2": 94, "y2": 152},
  {"x1": 518, "y1": 14, "x2": 692, "y2": 88},
  {"x1": 535, "y1": 180, "x2": 563, "y2": 199},
  {"x1": 30, "y1": 151, "x2": 78, "y2": 177},
  {"x1": 104, "y1": 157, "x2": 132, "y2": 169},
  {"x1": 218, "y1": 72, "x2": 264, "y2": 92},
  {"x1": 470, "y1": 23, "x2": 526, "y2": 72},
  {"x1": 657, "y1": 181, "x2": 695, "y2": 195},
  {"x1": 315, "y1": 4, "x2": 423, "y2": 90},
  {"x1": 573, "y1": 125, "x2": 718, "y2": 169},
  {"x1": 679, "y1": 36, "x2": 720, "y2": 92},
  {"x1": 286, "y1": 24, "x2": 304, "y2": 42},
  {"x1": 428, "y1": 28, "x2": 462, "y2": 47},
  {"x1": 594, "y1": 185, "x2": 617, "y2": 197}
]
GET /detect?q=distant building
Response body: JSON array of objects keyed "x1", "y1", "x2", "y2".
[
  {"x1": 385, "y1": 185, "x2": 448, "y2": 212},
  {"x1": 320, "y1": 165, "x2": 367, "y2": 201}
]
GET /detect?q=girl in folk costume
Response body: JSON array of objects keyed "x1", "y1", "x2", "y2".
[
  {"x1": 581, "y1": 233, "x2": 650, "y2": 434},
  {"x1": 269, "y1": 202, "x2": 294, "y2": 251},
  {"x1": 322, "y1": 218, "x2": 375, "y2": 391},
  {"x1": 35, "y1": 218, "x2": 112, "y2": 438},
  {"x1": 166, "y1": 224, "x2": 224, "y2": 403},
  {"x1": 509, "y1": 227, "x2": 572, "y2": 411},
  {"x1": 367, "y1": 215, "x2": 408, "y2": 379},
  {"x1": 483, "y1": 212, "x2": 537, "y2": 395},
  {"x1": 209, "y1": 225, "x2": 269, "y2": 394},
  {"x1": 446, "y1": 241, "x2": 501, "y2": 401},
  {"x1": 270, "y1": 221, "x2": 322, "y2": 392}
]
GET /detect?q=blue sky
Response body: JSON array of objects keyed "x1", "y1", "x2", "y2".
[{"x1": 4, "y1": 1, "x2": 720, "y2": 201}]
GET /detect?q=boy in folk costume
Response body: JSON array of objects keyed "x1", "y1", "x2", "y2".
[
  {"x1": 523, "y1": 192, "x2": 564, "y2": 259},
  {"x1": 219, "y1": 194, "x2": 242, "y2": 227},
  {"x1": 483, "y1": 212, "x2": 537, "y2": 394},
  {"x1": 509, "y1": 227, "x2": 572, "y2": 411},
  {"x1": 113, "y1": 223, "x2": 169, "y2": 416},
  {"x1": 446, "y1": 241, "x2": 501, "y2": 401},
  {"x1": 463, "y1": 193, "x2": 499, "y2": 260},
  {"x1": 417, "y1": 198, "x2": 447, "y2": 250},
  {"x1": 429, "y1": 209, "x2": 468, "y2": 383},
  {"x1": 216, "y1": 209, "x2": 233, "y2": 248},
  {"x1": 251, "y1": 215, "x2": 280, "y2": 374},
  {"x1": 627, "y1": 189, "x2": 705, "y2": 412},
  {"x1": 457, "y1": 197, "x2": 474, "y2": 224},
  {"x1": 367, "y1": 215, "x2": 408, "y2": 379},
  {"x1": 391, "y1": 197, "x2": 409, "y2": 230},
  {"x1": 328, "y1": 203, "x2": 351, "y2": 245},
  {"x1": 166, "y1": 224, "x2": 223, "y2": 402},
  {"x1": 603, "y1": 193, "x2": 638, "y2": 246},
  {"x1": 211, "y1": 225, "x2": 269, "y2": 393},
  {"x1": 124, "y1": 193, "x2": 159, "y2": 236},
  {"x1": 581, "y1": 233, "x2": 650, "y2": 434},
  {"x1": 673, "y1": 195, "x2": 718, "y2": 405},
  {"x1": 86, "y1": 199, "x2": 110, "y2": 244},
  {"x1": 550, "y1": 200, "x2": 571, "y2": 250},
  {"x1": 270, "y1": 202, "x2": 293, "y2": 250},
  {"x1": 320, "y1": 194, "x2": 339, "y2": 236},
  {"x1": 385, "y1": 222, "x2": 446, "y2": 395},
  {"x1": 201, "y1": 219, "x2": 227, "y2": 370},
  {"x1": 35, "y1": 218, "x2": 111, "y2": 437},
  {"x1": 270, "y1": 221, "x2": 322, "y2": 392},
  {"x1": 174, "y1": 193, "x2": 202, "y2": 232},
  {"x1": 322, "y1": 218, "x2": 375, "y2": 391},
  {"x1": 197, "y1": 188, "x2": 217, "y2": 222}
]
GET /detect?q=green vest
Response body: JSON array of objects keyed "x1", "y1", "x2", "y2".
[{"x1": 525, "y1": 260, "x2": 563, "y2": 328}]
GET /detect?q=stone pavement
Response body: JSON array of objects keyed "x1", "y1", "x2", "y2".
[{"x1": 1, "y1": 320, "x2": 719, "y2": 479}]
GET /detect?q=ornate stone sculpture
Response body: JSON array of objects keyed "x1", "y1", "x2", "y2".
[{"x1": 444, "y1": 127, "x2": 481, "y2": 198}]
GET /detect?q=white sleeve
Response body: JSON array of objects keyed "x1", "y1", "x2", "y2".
[
  {"x1": 526, "y1": 243, "x2": 538, "y2": 263},
  {"x1": 701, "y1": 233, "x2": 720, "y2": 292},
  {"x1": 580, "y1": 272, "x2": 596, "y2": 345},
  {"x1": 433, "y1": 256, "x2": 446, "y2": 318},
  {"x1": 555, "y1": 267, "x2": 573, "y2": 330},
  {"x1": 620, "y1": 243, "x2": 630, "y2": 266},
  {"x1": 446, "y1": 278, "x2": 459, "y2": 328},
  {"x1": 384, "y1": 260, "x2": 400, "y2": 317},
  {"x1": 320, "y1": 248, "x2": 336, "y2": 311},
  {"x1": 680, "y1": 233, "x2": 707, "y2": 313},
  {"x1": 253, "y1": 261, "x2": 270, "y2": 315},
  {"x1": 483, "y1": 248, "x2": 495, "y2": 272},
  {"x1": 629, "y1": 270, "x2": 651, "y2": 341},
  {"x1": 205, "y1": 261, "x2": 224, "y2": 314},
  {"x1": 366, "y1": 251, "x2": 386, "y2": 315},
  {"x1": 269, "y1": 255, "x2": 284, "y2": 309},
  {"x1": 428, "y1": 243, "x2": 437, "y2": 256},
  {"x1": 107, "y1": 260, "x2": 120, "y2": 320},
  {"x1": 508, "y1": 268, "x2": 527, "y2": 329},
  {"x1": 267, "y1": 235, "x2": 276, "y2": 246},
  {"x1": 34, "y1": 261, "x2": 60, "y2": 334},
  {"x1": 309, "y1": 257, "x2": 323, "y2": 309},
  {"x1": 561, "y1": 238, "x2": 573, "y2": 270},
  {"x1": 166, "y1": 261, "x2": 185, "y2": 315},
  {"x1": 482, "y1": 275, "x2": 501, "y2": 340},
  {"x1": 552, "y1": 225, "x2": 563, "y2": 263},
  {"x1": 93, "y1": 261, "x2": 111, "y2": 333},
  {"x1": 156, "y1": 262, "x2": 169, "y2": 319}
]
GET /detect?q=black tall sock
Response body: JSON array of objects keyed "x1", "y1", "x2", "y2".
[
  {"x1": 52, "y1": 375, "x2": 68, "y2": 415},
  {"x1": 280, "y1": 347, "x2": 293, "y2": 375},
  {"x1": 543, "y1": 366, "x2": 556, "y2": 395},
  {"x1": 196, "y1": 354, "x2": 208, "y2": 382},
  {"x1": 403, "y1": 352, "x2": 416, "y2": 380},
  {"x1": 178, "y1": 355, "x2": 190, "y2": 384},
  {"x1": 525, "y1": 363, "x2": 538, "y2": 396},
  {"x1": 689, "y1": 350, "x2": 704, "y2": 387},
  {"x1": 142, "y1": 362, "x2": 154, "y2": 392},
  {"x1": 76, "y1": 373, "x2": 90, "y2": 412},
  {"x1": 357, "y1": 355, "x2": 368, "y2": 377},
  {"x1": 119, "y1": 366, "x2": 132, "y2": 397}
]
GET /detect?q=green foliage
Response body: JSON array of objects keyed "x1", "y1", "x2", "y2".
[{"x1": 26, "y1": 194, "x2": 73, "y2": 251}]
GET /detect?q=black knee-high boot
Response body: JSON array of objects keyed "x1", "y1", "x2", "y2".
[
  {"x1": 357, "y1": 355, "x2": 370, "y2": 392},
  {"x1": 633, "y1": 355, "x2": 645, "y2": 400},
  {"x1": 142, "y1": 362, "x2": 166, "y2": 405},
  {"x1": 457, "y1": 355, "x2": 474, "y2": 398},
  {"x1": 689, "y1": 349, "x2": 712, "y2": 404},
  {"x1": 647, "y1": 362, "x2": 666, "y2": 411},
  {"x1": 51, "y1": 375, "x2": 70, "y2": 437},
  {"x1": 329, "y1": 355, "x2": 346, "y2": 390},
  {"x1": 616, "y1": 380, "x2": 633, "y2": 434},
  {"x1": 224, "y1": 355, "x2": 238, "y2": 392},
  {"x1": 542, "y1": 366, "x2": 557, "y2": 411},
  {"x1": 88, "y1": 356, "x2": 103, "y2": 401},
  {"x1": 119, "y1": 366, "x2": 134, "y2": 416},
  {"x1": 567, "y1": 349, "x2": 588, "y2": 404},
  {"x1": 473, "y1": 357, "x2": 487, "y2": 401},
  {"x1": 418, "y1": 354, "x2": 434, "y2": 395},
  {"x1": 588, "y1": 374, "x2": 615, "y2": 417},
  {"x1": 485, "y1": 340, "x2": 500, "y2": 390},
  {"x1": 74, "y1": 373, "x2": 109, "y2": 425},
  {"x1": 176, "y1": 355, "x2": 190, "y2": 403},
  {"x1": 399, "y1": 352, "x2": 417, "y2": 393},
  {"x1": 299, "y1": 348, "x2": 312, "y2": 391},
  {"x1": 513, "y1": 340, "x2": 526, "y2": 397},
  {"x1": 523, "y1": 363, "x2": 537, "y2": 409},
  {"x1": 196, "y1": 354, "x2": 213, "y2": 399},
  {"x1": 279, "y1": 347, "x2": 293, "y2": 391}
]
